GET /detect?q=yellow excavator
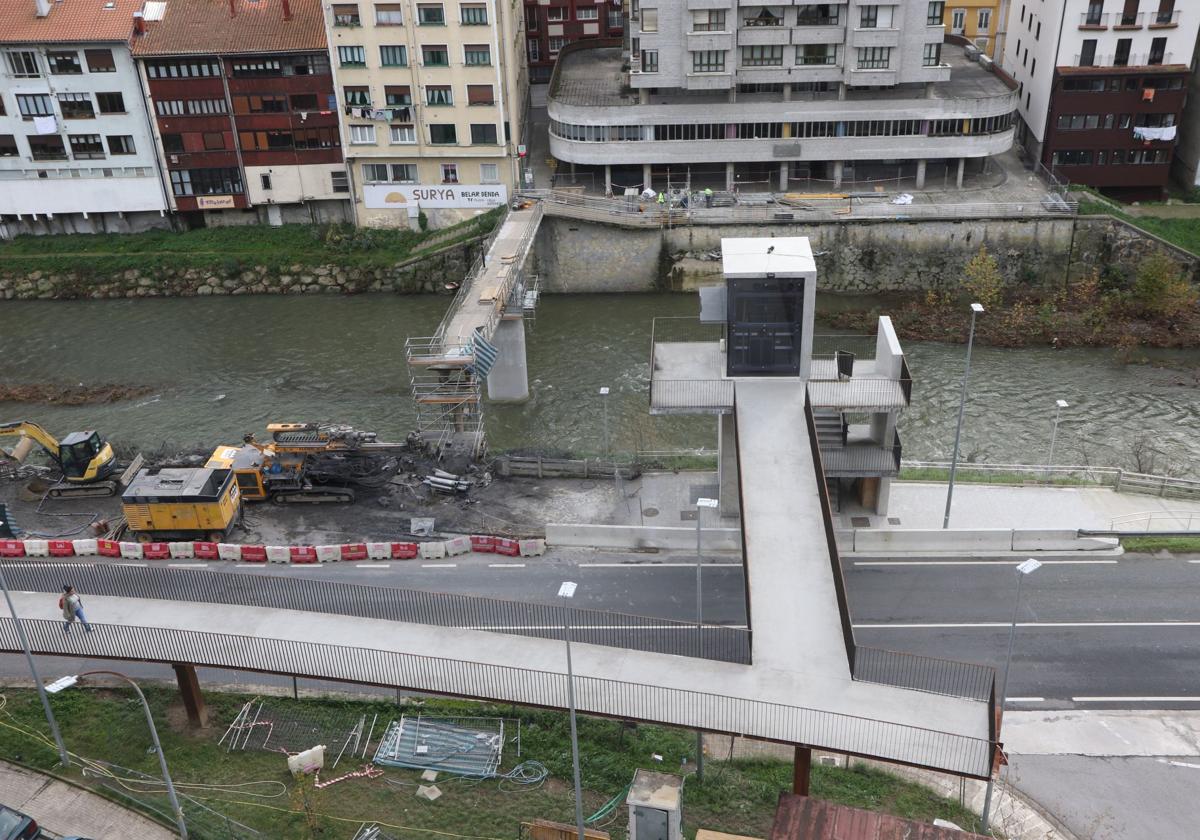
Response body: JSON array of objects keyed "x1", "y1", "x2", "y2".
[{"x1": 0, "y1": 420, "x2": 126, "y2": 498}]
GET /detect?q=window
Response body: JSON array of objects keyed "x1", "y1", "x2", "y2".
[
  {"x1": 47, "y1": 50, "x2": 82, "y2": 74},
  {"x1": 860, "y1": 5, "x2": 877, "y2": 27},
  {"x1": 332, "y1": 171, "x2": 350, "y2": 192},
  {"x1": 85, "y1": 49, "x2": 115, "y2": 72},
  {"x1": 608, "y1": 8, "x2": 622, "y2": 28},
  {"x1": 741, "y1": 45, "x2": 783, "y2": 66},
  {"x1": 429, "y1": 123, "x2": 457, "y2": 144},
  {"x1": 977, "y1": 8, "x2": 991, "y2": 30},
  {"x1": 1079, "y1": 39, "x2": 1097, "y2": 66},
  {"x1": 238, "y1": 130, "x2": 294, "y2": 150},
  {"x1": 693, "y1": 9, "x2": 725, "y2": 31},
  {"x1": 950, "y1": 7, "x2": 965, "y2": 31},
  {"x1": 4, "y1": 50, "x2": 40, "y2": 77},
  {"x1": 797, "y1": 4, "x2": 838, "y2": 25},
  {"x1": 744, "y1": 7, "x2": 782, "y2": 27},
  {"x1": 467, "y1": 84, "x2": 494, "y2": 104},
  {"x1": 171, "y1": 167, "x2": 243, "y2": 196},
  {"x1": 857, "y1": 46, "x2": 891, "y2": 69},
  {"x1": 147, "y1": 58, "x2": 221, "y2": 77},
  {"x1": 380, "y1": 45, "x2": 407, "y2": 65},
  {"x1": 641, "y1": 7, "x2": 657, "y2": 31},
  {"x1": 548, "y1": 37, "x2": 566, "y2": 53},
  {"x1": 68, "y1": 134, "x2": 104, "y2": 159},
  {"x1": 1056, "y1": 114, "x2": 1103, "y2": 130},
  {"x1": 441, "y1": 163, "x2": 459, "y2": 183},
  {"x1": 230, "y1": 58, "x2": 283, "y2": 76},
  {"x1": 58, "y1": 93, "x2": 95, "y2": 119},
  {"x1": 332, "y1": 3, "x2": 361, "y2": 25},
  {"x1": 461, "y1": 3, "x2": 487, "y2": 23},
  {"x1": 17, "y1": 94, "x2": 53, "y2": 117},
  {"x1": 162, "y1": 134, "x2": 184, "y2": 154},
  {"x1": 640, "y1": 49, "x2": 659, "y2": 71},
  {"x1": 363, "y1": 163, "x2": 390, "y2": 181},
  {"x1": 203, "y1": 131, "x2": 225, "y2": 150},
  {"x1": 1051, "y1": 150, "x2": 1094, "y2": 166},
  {"x1": 338, "y1": 46, "x2": 367, "y2": 66},
  {"x1": 392, "y1": 163, "x2": 417, "y2": 181},
  {"x1": 692, "y1": 50, "x2": 725, "y2": 73},
  {"x1": 0, "y1": 135, "x2": 17, "y2": 157},
  {"x1": 390, "y1": 124, "x2": 416, "y2": 143},
  {"x1": 547, "y1": 6, "x2": 566, "y2": 20},
  {"x1": 464, "y1": 45, "x2": 491, "y2": 65},
  {"x1": 29, "y1": 135, "x2": 67, "y2": 160},
  {"x1": 470, "y1": 123, "x2": 497, "y2": 144},
  {"x1": 480, "y1": 163, "x2": 499, "y2": 183},
  {"x1": 927, "y1": 1, "x2": 944, "y2": 25},
  {"x1": 423, "y1": 45, "x2": 449, "y2": 65},
  {"x1": 385, "y1": 86, "x2": 412, "y2": 106},
  {"x1": 418, "y1": 3, "x2": 445, "y2": 24},
  {"x1": 577, "y1": 6, "x2": 597, "y2": 19},
  {"x1": 526, "y1": 7, "x2": 539, "y2": 29},
  {"x1": 527, "y1": 39, "x2": 539, "y2": 62},
  {"x1": 798, "y1": 44, "x2": 836, "y2": 65},
  {"x1": 96, "y1": 92, "x2": 125, "y2": 113},
  {"x1": 232, "y1": 94, "x2": 288, "y2": 113},
  {"x1": 291, "y1": 94, "x2": 319, "y2": 110},
  {"x1": 344, "y1": 86, "x2": 371, "y2": 106},
  {"x1": 923, "y1": 42, "x2": 942, "y2": 66},
  {"x1": 375, "y1": 2, "x2": 403, "y2": 24},
  {"x1": 294, "y1": 127, "x2": 339, "y2": 148},
  {"x1": 1149, "y1": 37, "x2": 1167, "y2": 64},
  {"x1": 349, "y1": 124, "x2": 376, "y2": 143},
  {"x1": 106, "y1": 135, "x2": 135, "y2": 155},
  {"x1": 427, "y1": 85, "x2": 453, "y2": 105}
]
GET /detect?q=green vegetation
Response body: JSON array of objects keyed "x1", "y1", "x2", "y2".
[
  {"x1": 899, "y1": 466, "x2": 1094, "y2": 487},
  {"x1": 1074, "y1": 186, "x2": 1200, "y2": 257},
  {"x1": 0, "y1": 687, "x2": 985, "y2": 839},
  {"x1": 0, "y1": 208, "x2": 502, "y2": 275},
  {"x1": 1121, "y1": 536, "x2": 1200, "y2": 554}
]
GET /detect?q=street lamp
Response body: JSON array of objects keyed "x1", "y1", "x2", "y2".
[
  {"x1": 693, "y1": 497, "x2": 718, "y2": 782},
  {"x1": 943, "y1": 302, "x2": 984, "y2": 529},
  {"x1": 981, "y1": 557, "x2": 1042, "y2": 834},
  {"x1": 1045, "y1": 399, "x2": 1069, "y2": 479},
  {"x1": 47, "y1": 670, "x2": 188, "y2": 839},
  {"x1": 0, "y1": 567, "x2": 68, "y2": 767},
  {"x1": 557, "y1": 581, "x2": 586, "y2": 840},
  {"x1": 600, "y1": 387, "x2": 630, "y2": 515}
]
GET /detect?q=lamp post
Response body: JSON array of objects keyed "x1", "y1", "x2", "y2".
[
  {"x1": 0, "y1": 567, "x2": 68, "y2": 768},
  {"x1": 1045, "y1": 399, "x2": 1069, "y2": 479},
  {"x1": 943, "y1": 302, "x2": 984, "y2": 529},
  {"x1": 980, "y1": 557, "x2": 1042, "y2": 834},
  {"x1": 600, "y1": 386, "x2": 629, "y2": 515},
  {"x1": 47, "y1": 670, "x2": 188, "y2": 839},
  {"x1": 694, "y1": 497, "x2": 718, "y2": 781},
  {"x1": 557, "y1": 581, "x2": 586, "y2": 840}
]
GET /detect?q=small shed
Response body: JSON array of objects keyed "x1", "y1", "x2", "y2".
[{"x1": 626, "y1": 770, "x2": 683, "y2": 840}]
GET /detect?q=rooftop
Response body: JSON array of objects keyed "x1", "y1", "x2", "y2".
[
  {"x1": 552, "y1": 46, "x2": 1013, "y2": 110},
  {"x1": 131, "y1": 0, "x2": 327, "y2": 56},
  {"x1": 0, "y1": 0, "x2": 142, "y2": 44},
  {"x1": 722, "y1": 237, "x2": 814, "y2": 279},
  {"x1": 770, "y1": 792, "x2": 988, "y2": 840}
]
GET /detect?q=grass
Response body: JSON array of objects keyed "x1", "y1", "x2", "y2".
[
  {"x1": 0, "y1": 687, "x2": 986, "y2": 840},
  {"x1": 1073, "y1": 186, "x2": 1200, "y2": 257},
  {"x1": 0, "y1": 208, "x2": 502, "y2": 275},
  {"x1": 1121, "y1": 536, "x2": 1200, "y2": 554},
  {"x1": 899, "y1": 467, "x2": 1095, "y2": 487}
]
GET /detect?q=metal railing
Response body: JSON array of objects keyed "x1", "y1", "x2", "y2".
[
  {"x1": 1079, "y1": 11, "x2": 1109, "y2": 26},
  {"x1": 807, "y1": 377, "x2": 910, "y2": 410},
  {"x1": 650, "y1": 315, "x2": 724, "y2": 345},
  {"x1": 0, "y1": 563, "x2": 751, "y2": 664},
  {"x1": 854, "y1": 647, "x2": 996, "y2": 702},
  {"x1": 899, "y1": 460, "x2": 1200, "y2": 500},
  {"x1": 1108, "y1": 510, "x2": 1200, "y2": 532},
  {"x1": 0, "y1": 618, "x2": 995, "y2": 779},
  {"x1": 1152, "y1": 9, "x2": 1181, "y2": 26},
  {"x1": 650, "y1": 380, "x2": 736, "y2": 413}
]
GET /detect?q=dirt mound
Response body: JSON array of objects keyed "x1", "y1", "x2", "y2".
[{"x1": 0, "y1": 383, "x2": 154, "y2": 405}]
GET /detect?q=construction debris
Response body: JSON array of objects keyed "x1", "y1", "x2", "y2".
[
  {"x1": 415, "y1": 784, "x2": 443, "y2": 801},
  {"x1": 420, "y1": 770, "x2": 438, "y2": 783},
  {"x1": 286, "y1": 745, "x2": 326, "y2": 775},
  {"x1": 373, "y1": 716, "x2": 504, "y2": 778}
]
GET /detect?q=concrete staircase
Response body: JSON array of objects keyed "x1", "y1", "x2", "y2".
[{"x1": 812, "y1": 409, "x2": 846, "y2": 450}]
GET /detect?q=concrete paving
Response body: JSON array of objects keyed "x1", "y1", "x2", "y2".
[{"x1": 0, "y1": 759, "x2": 176, "y2": 840}]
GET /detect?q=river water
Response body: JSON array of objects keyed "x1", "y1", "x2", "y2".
[{"x1": 1, "y1": 293, "x2": 1198, "y2": 474}]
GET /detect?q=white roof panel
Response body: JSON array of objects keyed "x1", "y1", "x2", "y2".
[{"x1": 721, "y1": 236, "x2": 815, "y2": 279}]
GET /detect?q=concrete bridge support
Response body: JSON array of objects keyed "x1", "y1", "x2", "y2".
[
  {"x1": 172, "y1": 663, "x2": 208, "y2": 728},
  {"x1": 486, "y1": 316, "x2": 530, "y2": 402}
]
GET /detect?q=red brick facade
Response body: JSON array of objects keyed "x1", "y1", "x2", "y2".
[{"x1": 525, "y1": 0, "x2": 623, "y2": 82}]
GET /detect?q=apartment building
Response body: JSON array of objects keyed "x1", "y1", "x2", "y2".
[
  {"x1": 939, "y1": 1, "x2": 1004, "y2": 57},
  {"x1": 547, "y1": 1, "x2": 1017, "y2": 193},
  {"x1": 1172, "y1": 28, "x2": 1200, "y2": 188},
  {"x1": 525, "y1": 0, "x2": 623, "y2": 82},
  {"x1": 321, "y1": 0, "x2": 526, "y2": 228},
  {"x1": 1003, "y1": 0, "x2": 1197, "y2": 200},
  {"x1": 0, "y1": 0, "x2": 168, "y2": 238},
  {"x1": 132, "y1": 0, "x2": 351, "y2": 226}
]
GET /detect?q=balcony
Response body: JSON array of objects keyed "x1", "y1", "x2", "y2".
[
  {"x1": 807, "y1": 334, "x2": 911, "y2": 412},
  {"x1": 1079, "y1": 11, "x2": 1109, "y2": 28},
  {"x1": 648, "y1": 317, "x2": 733, "y2": 415},
  {"x1": 819, "y1": 429, "x2": 902, "y2": 477},
  {"x1": 1114, "y1": 11, "x2": 1143, "y2": 28},
  {"x1": 1150, "y1": 9, "x2": 1181, "y2": 27}
]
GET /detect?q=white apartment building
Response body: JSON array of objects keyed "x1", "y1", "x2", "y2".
[
  {"x1": 547, "y1": 0, "x2": 1017, "y2": 193},
  {"x1": 0, "y1": 0, "x2": 169, "y2": 238},
  {"x1": 1002, "y1": 0, "x2": 1197, "y2": 199},
  {"x1": 322, "y1": 0, "x2": 527, "y2": 228}
]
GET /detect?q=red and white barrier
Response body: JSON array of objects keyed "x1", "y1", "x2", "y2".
[
  {"x1": 169, "y1": 542, "x2": 194, "y2": 559},
  {"x1": 118, "y1": 542, "x2": 143, "y2": 560},
  {"x1": 266, "y1": 546, "x2": 290, "y2": 564},
  {"x1": 24, "y1": 540, "x2": 49, "y2": 557}
]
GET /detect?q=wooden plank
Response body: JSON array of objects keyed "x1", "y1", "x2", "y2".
[{"x1": 478, "y1": 286, "x2": 500, "y2": 302}]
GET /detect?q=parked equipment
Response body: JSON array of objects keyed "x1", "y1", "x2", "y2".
[
  {"x1": 121, "y1": 467, "x2": 241, "y2": 542},
  {"x1": 0, "y1": 419, "x2": 126, "y2": 497},
  {"x1": 205, "y1": 422, "x2": 410, "y2": 505}
]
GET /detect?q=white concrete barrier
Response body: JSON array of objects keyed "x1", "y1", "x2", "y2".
[
  {"x1": 118, "y1": 542, "x2": 143, "y2": 560},
  {"x1": 266, "y1": 546, "x2": 290, "y2": 564},
  {"x1": 366, "y1": 542, "x2": 391, "y2": 560},
  {"x1": 1012, "y1": 530, "x2": 1120, "y2": 552},
  {"x1": 444, "y1": 536, "x2": 471, "y2": 556},
  {"x1": 546, "y1": 524, "x2": 741, "y2": 551},
  {"x1": 168, "y1": 542, "x2": 194, "y2": 559},
  {"x1": 23, "y1": 540, "x2": 49, "y2": 557},
  {"x1": 217, "y1": 543, "x2": 242, "y2": 561},
  {"x1": 72, "y1": 539, "x2": 98, "y2": 557},
  {"x1": 419, "y1": 541, "x2": 447, "y2": 560},
  {"x1": 519, "y1": 538, "x2": 547, "y2": 557},
  {"x1": 852, "y1": 529, "x2": 1014, "y2": 554},
  {"x1": 315, "y1": 545, "x2": 341, "y2": 563}
]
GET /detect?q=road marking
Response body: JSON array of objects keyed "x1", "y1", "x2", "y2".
[
  {"x1": 1187, "y1": 560, "x2": 1200, "y2": 564},
  {"x1": 1073, "y1": 696, "x2": 1200, "y2": 703},
  {"x1": 360, "y1": 564, "x2": 392, "y2": 569},
  {"x1": 1, "y1": 562, "x2": 96, "y2": 568},
  {"x1": 855, "y1": 621, "x2": 1200, "y2": 629},
  {"x1": 1158, "y1": 759, "x2": 1200, "y2": 770},
  {"x1": 289, "y1": 563, "x2": 326, "y2": 568},
  {"x1": 489, "y1": 563, "x2": 526, "y2": 568},
  {"x1": 580, "y1": 562, "x2": 744, "y2": 568},
  {"x1": 115, "y1": 562, "x2": 147, "y2": 567},
  {"x1": 853, "y1": 560, "x2": 1118, "y2": 566},
  {"x1": 420, "y1": 563, "x2": 454, "y2": 568},
  {"x1": 169, "y1": 563, "x2": 209, "y2": 568},
  {"x1": 1006, "y1": 697, "x2": 1045, "y2": 703},
  {"x1": 458, "y1": 624, "x2": 750, "y2": 631}
]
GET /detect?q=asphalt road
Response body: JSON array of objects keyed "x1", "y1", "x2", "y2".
[{"x1": 2, "y1": 552, "x2": 1198, "y2": 710}]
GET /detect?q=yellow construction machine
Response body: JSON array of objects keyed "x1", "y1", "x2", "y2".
[
  {"x1": 0, "y1": 420, "x2": 128, "y2": 498},
  {"x1": 121, "y1": 466, "x2": 241, "y2": 542}
]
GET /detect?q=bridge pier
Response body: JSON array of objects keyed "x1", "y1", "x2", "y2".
[
  {"x1": 792, "y1": 745, "x2": 812, "y2": 795},
  {"x1": 485, "y1": 317, "x2": 530, "y2": 402},
  {"x1": 172, "y1": 663, "x2": 208, "y2": 728}
]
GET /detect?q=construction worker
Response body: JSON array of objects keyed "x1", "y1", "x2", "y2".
[
  {"x1": 704, "y1": 186, "x2": 714, "y2": 208},
  {"x1": 656, "y1": 191, "x2": 666, "y2": 206}
]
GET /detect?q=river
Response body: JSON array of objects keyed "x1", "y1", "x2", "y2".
[{"x1": 1, "y1": 294, "x2": 1197, "y2": 475}]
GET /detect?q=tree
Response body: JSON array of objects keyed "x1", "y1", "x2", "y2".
[
  {"x1": 1130, "y1": 252, "x2": 1197, "y2": 319},
  {"x1": 963, "y1": 245, "x2": 1004, "y2": 310}
]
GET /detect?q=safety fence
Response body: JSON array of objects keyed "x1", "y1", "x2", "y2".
[
  {"x1": 0, "y1": 618, "x2": 996, "y2": 780},
  {"x1": 900, "y1": 460, "x2": 1200, "y2": 501},
  {"x1": 0, "y1": 563, "x2": 752, "y2": 665}
]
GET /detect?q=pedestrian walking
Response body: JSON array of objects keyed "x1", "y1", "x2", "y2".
[
  {"x1": 60, "y1": 585, "x2": 92, "y2": 634},
  {"x1": 704, "y1": 186, "x2": 714, "y2": 208}
]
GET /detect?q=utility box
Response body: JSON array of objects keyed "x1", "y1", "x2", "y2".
[{"x1": 626, "y1": 770, "x2": 683, "y2": 840}]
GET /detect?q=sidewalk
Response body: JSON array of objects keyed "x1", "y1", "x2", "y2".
[{"x1": 0, "y1": 759, "x2": 176, "y2": 839}]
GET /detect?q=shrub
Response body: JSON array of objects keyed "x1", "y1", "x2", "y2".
[
  {"x1": 1131, "y1": 252, "x2": 1198, "y2": 319},
  {"x1": 963, "y1": 245, "x2": 1004, "y2": 309},
  {"x1": 417, "y1": 208, "x2": 429, "y2": 231}
]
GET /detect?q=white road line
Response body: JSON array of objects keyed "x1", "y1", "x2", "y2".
[
  {"x1": 1187, "y1": 560, "x2": 1200, "y2": 564},
  {"x1": 855, "y1": 621, "x2": 1200, "y2": 629},
  {"x1": 168, "y1": 563, "x2": 209, "y2": 568},
  {"x1": 1073, "y1": 696, "x2": 1200, "y2": 703},
  {"x1": 360, "y1": 564, "x2": 392, "y2": 569},
  {"x1": 1158, "y1": 759, "x2": 1200, "y2": 770},
  {"x1": 853, "y1": 560, "x2": 1118, "y2": 566},
  {"x1": 420, "y1": 563, "x2": 454, "y2": 568},
  {"x1": 1006, "y1": 697, "x2": 1046, "y2": 703},
  {"x1": 457, "y1": 624, "x2": 751, "y2": 631},
  {"x1": 115, "y1": 562, "x2": 147, "y2": 567},
  {"x1": 488, "y1": 563, "x2": 526, "y2": 568},
  {"x1": 580, "y1": 562, "x2": 745, "y2": 568}
]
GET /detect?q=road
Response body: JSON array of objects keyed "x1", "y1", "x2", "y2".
[{"x1": 2, "y1": 552, "x2": 1198, "y2": 710}]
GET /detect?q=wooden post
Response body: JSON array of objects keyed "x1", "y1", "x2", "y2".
[
  {"x1": 172, "y1": 663, "x2": 208, "y2": 728},
  {"x1": 792, "y1": 745, "x2": 811, "y2": 796}
]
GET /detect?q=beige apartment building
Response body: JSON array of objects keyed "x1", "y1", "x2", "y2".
[{"x1": 322, "y1": 0, "x2": 527, "y2": 227}]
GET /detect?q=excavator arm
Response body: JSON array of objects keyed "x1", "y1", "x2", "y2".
[
  {"x1": 0, "y1": 420, "x2": 117, "y2": 485},
  {"x1": 0, "y1": 420, "x2": 62, "y2": 462}
]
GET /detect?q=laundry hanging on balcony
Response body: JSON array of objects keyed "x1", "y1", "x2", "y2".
[
  {"x1": 1132, "y1": 125, "x2": 1176, "y2": 142},
  {"x1": 467, "y1": 327, "x2": 499, "y2": 378}
]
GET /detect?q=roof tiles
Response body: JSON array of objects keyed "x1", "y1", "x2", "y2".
[
  {"x1": 131, "y1": 0, "x2": 327, "y2": 56},
  {"x1": 0, "y1": 0, "x2": 142, "y2": 44}
]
